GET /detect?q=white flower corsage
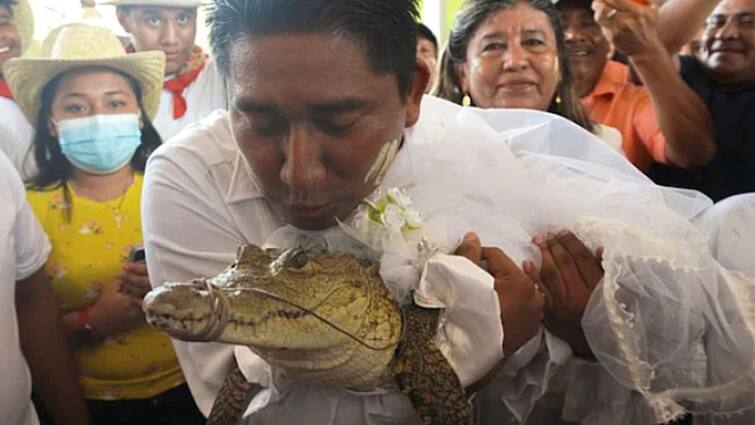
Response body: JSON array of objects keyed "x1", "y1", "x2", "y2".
[{"x1": 338, "y1": 188, "x2": 425, "y2": 259}]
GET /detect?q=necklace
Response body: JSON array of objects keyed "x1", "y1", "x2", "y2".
[
  {"x1": 107, "y1": 188, "x2": 130, "y2": 228},
  {"x1": 68, "y1": 174, "x2": 134, "y2": 228}
]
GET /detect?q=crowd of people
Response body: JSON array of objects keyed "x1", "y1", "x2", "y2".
[{"x1": 0, "y1": 0, "x2": 753, "y2": 424}]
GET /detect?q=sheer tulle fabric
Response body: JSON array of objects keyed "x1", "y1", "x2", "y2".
[{"x1": 401, "y1": 101, "x2": 755, "y2": 424}]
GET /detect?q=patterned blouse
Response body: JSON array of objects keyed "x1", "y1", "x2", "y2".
[{"x1": 27, "y1": 174, "x2": 184, "y2": 400}]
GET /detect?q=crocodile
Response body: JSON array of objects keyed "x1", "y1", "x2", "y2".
[{"x1": 143, "y1": 245, "x2": 471, "y2": 425}]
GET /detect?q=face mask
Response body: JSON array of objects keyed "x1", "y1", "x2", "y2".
[{"x1": 56, "y1": 113, "x2": 142, "y2": 175}]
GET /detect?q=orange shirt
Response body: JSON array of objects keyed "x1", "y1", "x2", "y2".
[{"x1": 583, "y1": 60, "x2": 667, "y2": 171}]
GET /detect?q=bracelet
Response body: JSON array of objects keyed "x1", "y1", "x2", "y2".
[{"x1": 73, "y1": 307, "x2": 100, "y2": 341}]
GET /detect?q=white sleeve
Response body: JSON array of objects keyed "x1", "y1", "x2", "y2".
[
  {"x1": 2, "y1": 152, "x2": 50, "y2": 281},
  {"x1": 142, "y1": 148, "x2": 249, "y2": 416}
]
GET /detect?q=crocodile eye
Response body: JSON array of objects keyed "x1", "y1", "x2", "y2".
[{"x1": 289, "y1": 250, "x2": 309, "y2": 269}]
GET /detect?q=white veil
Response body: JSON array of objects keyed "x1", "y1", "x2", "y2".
[{"x1": 397, "y1": 97, "x2": 755, "y2": 423}]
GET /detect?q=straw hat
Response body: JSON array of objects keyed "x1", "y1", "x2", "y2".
[
  {"x1": 9, "y1": 0, "x2": 34, "y2": 52},
  {"x1": 3, "y1": 23, "x2": 165, "y2": 123},
  {"x1": 96, "y1": 0, "x2": 210, "y2": 6}
]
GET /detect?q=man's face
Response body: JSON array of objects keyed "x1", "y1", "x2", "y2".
[
  {"x1": 0, "y1": 5, "x2": 21, "y2": 72},
  {"x1": 117, "y1": 6, "x2": 197, "y2": 75},
  {"x1": 228, "y1": 34, "x2": 426, "y2": 230},
  {"x1": 559, "y1": 2, "x2": 611, "y2": 97},
  {"x1": 701, "y1": 0, "x2": 755, "y2": 84}
]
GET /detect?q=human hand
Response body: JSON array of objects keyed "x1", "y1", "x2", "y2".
[
  {"x1": 455, "y1": 233, "x2": 546, "y2": 357},
  {"x1": 89, "y1": 281, "x2": 145, "y2": 337},
  {"x1": 593, "y1": 0, "x2": 663, "y2": 57},
  {"x1": 531, "y1": 231, "x2": 604, "y2": 358},
  {"x1": 118, "y1": 261, "x2": 151, "y2": 299}
]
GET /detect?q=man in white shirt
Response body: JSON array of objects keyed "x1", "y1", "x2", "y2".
[
  {"x1": 141, "y1": 0, "x2": 555, "y2": 422},
  {"x1": 0, "y1": 151, "x2": 90, "y2": 425},
  {"x1": 0, "y1": 0, "x2": 35, "y2": 180},
  {"x1": 142, "y1": 0, "x2": 755, "y2": 424},
  {"x1": 101, "y1": 0, "x2": 228, "y2": 142}
]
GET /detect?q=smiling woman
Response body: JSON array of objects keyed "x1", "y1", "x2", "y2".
[{"x1": 435, "y1": 0, "x2": 595, "y2": 132}]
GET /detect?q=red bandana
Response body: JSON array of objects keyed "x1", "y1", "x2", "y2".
[
  {"x1": 0, "y1": 79, "x2": 13, "y2": 100},
  {"x1": 125, "y1": 44, "x2": 207, "y2": 119}
]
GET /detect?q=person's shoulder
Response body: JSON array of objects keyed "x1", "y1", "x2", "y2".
[
  {"x1": 605, "y1": 60, "x2": 630, "y2": 82},
  {"x1": 678, "y1": 55, "x2": 710, "y2": 88},
  {"x1": 0, "y1": 152, "x2": 26, "y2": 212},
  {"x1": 198, "y1": 56, "x2": 227, "y2": 85},
  {"x1": 151, "y1": 110, "x2": 234, "y2": 166},
  {"x1": 713, "y1": 193, "x2": 755, "y2": 219}
]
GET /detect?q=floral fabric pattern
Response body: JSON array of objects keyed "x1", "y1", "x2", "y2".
[{"x1": 26, "y1": 174, "x2": 183, "y2": 400}]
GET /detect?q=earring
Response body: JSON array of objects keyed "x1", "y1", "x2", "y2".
[
  {"x1": 462, "y1": 94, "x2": 472, "y2": 107},
  {"x1": 555, "y1": 95, "x2": 562, "y2": 105}
]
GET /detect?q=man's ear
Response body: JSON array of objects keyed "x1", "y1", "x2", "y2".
[
  {"x1": 403, "y1": 59, "x2": 431, "y2": 128},
  {"x1": 116, "y1": 7, "x2": 133, "y2": 33}
]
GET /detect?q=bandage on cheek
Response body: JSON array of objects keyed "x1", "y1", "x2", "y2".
[{"x1": 364, "y1": 138, "x2": 401, "y2": 186}]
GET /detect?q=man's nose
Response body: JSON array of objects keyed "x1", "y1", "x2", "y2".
[
  {"x1": 279, "y1": 124, "x2": 327, "y2": 190},
  {"x1": 563, "y1": 25, "x2": 586, "y2": 45},
  {"x1": 716, "y1": 17, "x2": 740, "y2": 40},
  {"x1": 160, "y1": 20, "x2": 180, "y2": 45}
]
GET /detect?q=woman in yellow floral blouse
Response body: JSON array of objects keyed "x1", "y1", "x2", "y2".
[{"x1": 5, "y1": 24, "x2": 203, "y2": 425}]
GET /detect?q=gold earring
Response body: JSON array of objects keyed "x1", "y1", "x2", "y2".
[
  {"x1": 462, "y1": 94, "x2": 472, "y2": 107},
  {"x1": 555, "y1": 95, "x2": 562, "y2": 105}
]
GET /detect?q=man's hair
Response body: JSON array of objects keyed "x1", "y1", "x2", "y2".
[
  {"x1": 208, "y1": 0, "x2": 420, "y2": 96},
  {"x1": 417, "y1": 23, "x2": 438, "y2": 51},
  {"x1": 434, "y1": 0, "x2": 594, "y2": 132}
]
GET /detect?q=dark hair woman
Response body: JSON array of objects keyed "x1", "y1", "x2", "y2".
[{"x1": 435, "y1": 0, "x2": 601, "y2": 134}]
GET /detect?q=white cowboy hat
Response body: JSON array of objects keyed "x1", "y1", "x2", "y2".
[
  {"x1": 96, "y1": 0, "x2": 210, "y2": 6},
  {"x1": 9, "y1": 0, "x2": 34, "y2": 52},
  {"x1": 3, "y1": 23, "x2": 165, "y2": 123}
]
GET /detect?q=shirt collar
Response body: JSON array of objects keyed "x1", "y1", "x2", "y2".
[
  {"x1": 586, "y1": 60, "x2": 625, "y2": 99},
  {"x1": 225, "y1": 151, "x2": 265, "y2": 204}
]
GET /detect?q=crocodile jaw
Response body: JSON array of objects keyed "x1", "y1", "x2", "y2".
[{"x1": 143, "y1": 280, "x2": 367, "y2": 350}]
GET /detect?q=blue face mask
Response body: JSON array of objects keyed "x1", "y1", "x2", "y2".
[{"x1": 56, "y1": 113, "x2": 142, "y2": 175}]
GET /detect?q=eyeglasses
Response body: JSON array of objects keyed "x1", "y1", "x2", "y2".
[{"x1": 705, "y1": 12, "x2": 755, "y2": 30}]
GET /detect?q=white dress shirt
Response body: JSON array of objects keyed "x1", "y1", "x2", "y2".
[
  {"x1": 142, "y1": 110, "x2": 422, "y2": 424},
  {"x1": 0, "y1": 98, "x2": 35, "y2": 181},
  {"x1": 153, "y1": 58, "x2": 229, "y2": 143},
  {"x1": 0, "y1": 151, "x2": 50, "y2": 425}
]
